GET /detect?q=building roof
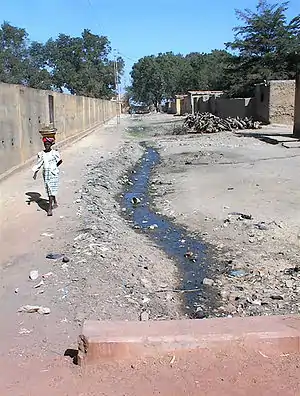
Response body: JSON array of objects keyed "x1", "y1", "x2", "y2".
[
  {"x1": 175, "y1": 94, "x2": 188, "y2": 99},
  {"x1": 188, "y1": 90, "x2": 223, "y2": 95}
]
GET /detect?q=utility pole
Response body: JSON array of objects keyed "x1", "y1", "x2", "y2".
[{"x1": 113, "y1": 51, "x2": 121, "y2": 125}]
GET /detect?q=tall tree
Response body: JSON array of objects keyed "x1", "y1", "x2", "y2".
[
  {"x1": 0, "y1": 21, "x2": 30, "y2": 84},
  {"x1": 225, "y1": 0, "x2": 300, "y2": 96},
  {"x1": 43, "y1": 29, "x2": 124, "y2": 98}
]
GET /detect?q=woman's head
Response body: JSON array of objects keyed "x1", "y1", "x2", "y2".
[{"x1": 43, "y1": 137, "x2": 55, "y2": 151}]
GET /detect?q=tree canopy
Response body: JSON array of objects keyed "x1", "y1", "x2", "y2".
[
  {"x1": 0, "y1": 22, "x2": 124, "y2": 99},
  {"x1": 130, "y1": 0, "x2": 300, "y2": 103}
]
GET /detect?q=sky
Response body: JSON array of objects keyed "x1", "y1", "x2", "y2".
[{"x1": 0, "y1": 0, "x2": 299, "y2": 88}]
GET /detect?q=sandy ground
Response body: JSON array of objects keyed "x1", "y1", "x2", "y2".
[
  {"x1": 1, "y1": 113, "x2": 300, "y2": 394},
  {"x1": 0, "y1": 115, "x2": 183, "y2": 367},
  {"x1": 1, "y1": 345, "x2": 300, "y2": 395},
  {"x1": 152, "y1": 122, "x2": 300, "y2": 317}
]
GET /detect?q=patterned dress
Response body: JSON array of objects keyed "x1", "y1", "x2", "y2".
[{"x1": 32, "y1": 150, "x2": 61, "y2": 196}]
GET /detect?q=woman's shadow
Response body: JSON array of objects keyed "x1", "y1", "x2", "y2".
[{"x1": 26, "y1": 192, "x2": 49, "y2": 212}]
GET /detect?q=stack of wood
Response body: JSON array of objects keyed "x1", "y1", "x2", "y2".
[{"x1": 174, "y1": 113, "x2": 262, "y2": 134}]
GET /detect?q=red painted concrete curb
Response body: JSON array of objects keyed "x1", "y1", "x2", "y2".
[{"x1": 79, "y1": 315, "x2": 300, "y2": 365}]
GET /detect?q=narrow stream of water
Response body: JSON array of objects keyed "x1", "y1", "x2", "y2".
[{"x1": 122, "y1": 146, "x2": 217, "y2": 318}]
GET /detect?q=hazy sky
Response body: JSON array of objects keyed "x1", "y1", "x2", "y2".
[{"x1": 1, "y1": 0, "x2": 299, "y2": 87}]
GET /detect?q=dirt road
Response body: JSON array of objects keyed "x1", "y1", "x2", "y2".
[
  {"x1": 0, "y1": 115, "x2": 183, "y2": 366},
  {"x1": 2, "y1": 114, "x2": 300, "y2": 394},
  {"x1": 152, "y1": 123, "x2": 300, "y2": 318}
]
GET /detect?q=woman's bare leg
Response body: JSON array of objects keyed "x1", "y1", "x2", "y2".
[
  {"x1": 47, "y1": 196, "x2": 53, "y2": 216},
  {"x1": 53, "y1": 196, "x2": 58, "y2": 209}
]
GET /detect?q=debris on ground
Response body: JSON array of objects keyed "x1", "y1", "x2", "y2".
[
  {"x1": 46, "y1": 253, "x2": 64, "y2": 260},
  {"x1": 131, "y1": 197, "x2": 141, "y2": 205},
  {"x1": 174, "y1": 113, "x2": 262, "y2": 134},
  {"x1": 202, "y1": 278, "x2": 214, "y2": 286},
  {"x1": 140, "y1": 311, "x2": 149, "y2": 321},
  {"x1": 29, "y1": 270, "x2": 39, "y2": 281},
  {"x1": 34, "y1": 280, "x2": 44, "y2": 289},
  {"x1": 18, "y1": 305, "x2": 51, "y2": 315}
]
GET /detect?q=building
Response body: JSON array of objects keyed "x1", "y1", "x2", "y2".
[
  {"x1": 294, "y1": 75, "x2": 300, "y2": 137},
  {"x1": 188, "y1": 90, "x2": 224, "y2": 115},
  {"x1": 255, "y1": 80, "x2": 295, "y2": 124}
]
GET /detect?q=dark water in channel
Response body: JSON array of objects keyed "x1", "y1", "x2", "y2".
[{"x1": 122, "y1": 146, "x2": 218, "y2": 318}]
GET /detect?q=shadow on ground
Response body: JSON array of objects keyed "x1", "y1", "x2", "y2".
[{"x1": 26, "y1": 192, "x2": 49, "y2": 212}]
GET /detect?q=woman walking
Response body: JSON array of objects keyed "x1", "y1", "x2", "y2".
[{"x1": 32, "y1": 137, "x2": 62, "y2": 216}]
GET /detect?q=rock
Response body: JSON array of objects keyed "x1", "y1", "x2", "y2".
[
  {"x1": 42, "y1": 272, "x2": 54, "y2": 279},
  {"x1": 34, "y1": 280, "x2": 44, "y2": 289},
  {"x1": 131, "y1": 197, "x2": 141, "y2": 205},
  {"x1": 62, "y1": 256, "x2": 70, "y2": 263},
  {"x1": 41, "y1": 232, "x2": 54, "y2": 238},
  {"x1": 254, "y1": 222, "x2": 268, "y2": 231},
  {"x1": 140, "y1": 311, "x2": 149, "y2": 321},
  {"x1": 285, "y1": 280, "x2": 294, "y2": 288},
  {"x1": 229, "y1": 269, "x2": 247, "y2": 278},
  {"x1": 203, "y1": 278, "x2": 214, "y2": 286},
  {"x1": 46, "y1": 253, "x2": 64, "y2": 260},
  {"x1": 271, "y1": 295, "x2": 284, "y2": 301},
  {"x1": 37, "y1": 307, "x2": 51, "y2": 315},
  {"x1": 14, "y1": 288, "x2": 19, "y2": 294},
  {"x1": 18, "y1": 305, "x2": 51, "y2": 314},
  {"x1": 148, "y1": 224, "x2": 158, "y2": 230},
  {"x1": 142, "y1": 297, "x2": 150, "y2": 304},
  {"x1": 229, "y1": 212, "x2": 253, "y2": 220},
  {"x1": 29, "y1": 270, "x2": 39, "y2": 281},
  {"x1": 252, "y1": 299, "x2": 262, "y2": 306}
]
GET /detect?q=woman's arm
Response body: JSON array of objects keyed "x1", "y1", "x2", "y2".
[{"x1": 32, "y1": 152, "x2": 43, "y2": 178}]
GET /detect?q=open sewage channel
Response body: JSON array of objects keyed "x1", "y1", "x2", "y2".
[{"x1": 121, "y1": 143, "x2": 220, "y2": 319}]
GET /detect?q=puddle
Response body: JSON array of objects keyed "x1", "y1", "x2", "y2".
[{"x1": 122, "y1": 145, "x2": 219, "y2": 318}]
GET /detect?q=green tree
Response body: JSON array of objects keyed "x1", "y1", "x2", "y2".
[
  {"x1": 0, "y1": 21, "x2": 30, "y2": 84},
  {"x1": 226, "y1": 0, "x2": 300, "y2": 96},
  {"x1": 43, "y1": 29, "x2": 124, "y2": 98}
]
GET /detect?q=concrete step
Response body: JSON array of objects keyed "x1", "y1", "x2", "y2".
[
  {"x1": 262, "y1": 135, "x2": 298, "y2": 144},
  {"x1": 282, "y1": 141, "x2": 300, "y2": 148},
  {"x1": 79, "y1": 315, "x2": 300, "y2": 365}
]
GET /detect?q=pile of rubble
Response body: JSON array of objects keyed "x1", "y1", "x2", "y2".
[{"x1": 174, "y1": 113, "x2": 262, "y2": 134}]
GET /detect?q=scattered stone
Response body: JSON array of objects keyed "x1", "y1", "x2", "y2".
[
  {"x1": 229, "y1": 269, "x2": 247, "y2": 278},
  {"x1": 18, "y1": 305, "x2": 51, "y2": 315},
  {"x1": 202, "y1": 278, "x2": 214, "y2": 287},
  {"x1": 254, "y1": 222, "x2": 269, "y2": 231},
  {"x1": 46, "y1": 253, "x2": 64, "y2": 260},
  {"x1": 140, "y1": 311, "x2": 149, "y2": 321},
  {"x1": 271, "y1": 295, "x2": 284, "y2": 301},
  {"x1": 19, "y1": 328, "x2": 32, "y2": 335},
  {"x1": 41, "y1": 232, "x2": 54, "y2": 238},
  {"x1": 29, "y1": 270, "x2": 39, "y2": 281},
  {"x1": 285, "y1": 280, "x2": 294, "y2": 289},
  {"x1": 42, "y1": 272, "x2": 54, "y2": 279},
  {"x1": 142, "y1": 297, "x2": 150, "y2": 304},
  {"x1": 131, "y1": 197, "x2": 141, "y2": 205},
  {"x1": 229, "y1": 212, "x2": 253, "y2": 220},
  {"x1": 149, "y1": 224, "x2": 158, "y2": 230},
  {"x1": 34, "y1": 280, "x2": 44, "y2": 289}
]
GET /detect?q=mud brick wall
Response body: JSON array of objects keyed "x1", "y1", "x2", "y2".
[
  {"x1": 294, "y1": 75, "x2": 300, "y2": 137},
  {"x1": 0, "y1": 82, "x2": 117, "y2": 176},
  {"x1": 255, "y1": 80, "x2": 295, "y2": 124}
]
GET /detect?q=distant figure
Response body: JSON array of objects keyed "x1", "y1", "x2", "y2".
[{"x1": 32, "y1": 137, "x2": 62, "y2": 216}]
